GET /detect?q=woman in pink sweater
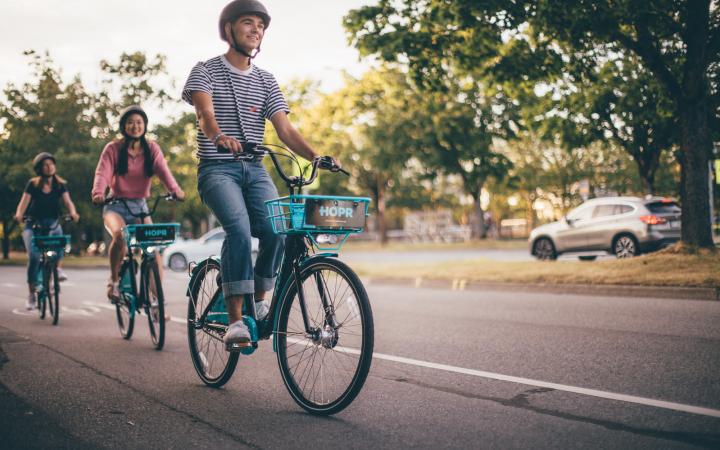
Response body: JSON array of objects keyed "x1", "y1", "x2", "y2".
[{"x1": 92, "y1": 105, "x2": 185, "y2": 302}]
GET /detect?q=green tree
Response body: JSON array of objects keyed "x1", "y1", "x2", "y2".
[
  {"x1": 152, "y1": 112, "x2": 206, "y2": 236},
  {"x1": 412, "y1": 81, "x2": 516, "y2": 238},
  {"x1": 539, "y1": 54, "x2": 678, "y2": 196},
  {"x1": 345, "y1": 0, "x2": 719, "y2": 249},
  {"x1": 0, "y1": 51, "x2": 111, "y2": 258},
  {"x1": 0, "y1": 50, "x2": 182, "y2": 258},
  {"x1": 100, "y1": 52, "x2": 174, "y2": 108}
]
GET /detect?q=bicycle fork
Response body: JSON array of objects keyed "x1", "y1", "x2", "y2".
[{"x1": 292, "y1": 259, "x2": 340, "y2": 349}]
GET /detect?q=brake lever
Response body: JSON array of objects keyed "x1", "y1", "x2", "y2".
[{"x1": 317, "y1": 156, "x2": 349, "y2": 176}]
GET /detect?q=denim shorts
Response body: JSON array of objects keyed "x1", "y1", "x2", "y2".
[{"x1": 103, "y1": 198, "x2": 149, "y2": 224}]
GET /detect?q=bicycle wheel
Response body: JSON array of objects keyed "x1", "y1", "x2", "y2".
[
  {"x1": 116, "y1": 259, "x2": 135, "y2": 340},
  {"x1": 144, "y1": 260, "x2": 165, "y2": 350},
  {"x1": 276, "y1": 257, "x2": 374, "y2": 415},
  {"x1": 38, "y1": 266, "x2": 47, "y2": 320},
  {"x1": 47, "y1": 264, "x2": 60, "y2": 325},
  {"x1": 187, "y1": 258, "x2": 238, "y2": 388}
]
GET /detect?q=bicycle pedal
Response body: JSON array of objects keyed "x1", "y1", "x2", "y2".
[{"x1": 225, "y1": 341, "x2": 252, "y2": 352}]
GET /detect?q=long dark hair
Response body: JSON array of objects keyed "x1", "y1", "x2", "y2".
[
  {"x1": 116, "y1": 136, "x2": 154, "y2": 178},
  {"x1": 31, "y1": 174, "x2": 66, "y2": 189}
]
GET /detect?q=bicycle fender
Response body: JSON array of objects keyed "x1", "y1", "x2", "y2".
[{"x1": 186, "y1": 256, "x2": 222, "y2": 297}]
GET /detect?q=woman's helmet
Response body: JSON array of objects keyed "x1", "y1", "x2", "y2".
[
  {"x1": 118, "y1": 105, "x2": 148, "y2": 138},
  {"x1": 33, "y1": 152, "x2": 56, "y2": 176},
  {"x1": 219, "y1": 0, "x2": 271, "y2": 42}
]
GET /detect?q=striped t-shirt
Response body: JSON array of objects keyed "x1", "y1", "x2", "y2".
[{"x1": 182, "y1": 55, "x2": 289, "y2": 160}]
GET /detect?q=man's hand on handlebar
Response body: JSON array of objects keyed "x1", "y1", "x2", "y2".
[
  {"x1": 174, "y1": 189, "x2": 186, "y2": 201},
  {"x1": 216, "y1": 135, "x2": 244, "y2": 154},
  {"x1": 315, "y1": 155, "x2": 348, "y2": 175}
]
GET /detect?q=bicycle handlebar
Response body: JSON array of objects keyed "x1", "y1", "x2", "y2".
[
  {"x1": 23, "y1": 215, "x2": 72, "y2": 232},
  {"x1": 103, "y1": 193, "x2": 180, "y2": 220},
  {"x1": 217, "y1": 143, "x2": 348, "y2": 190}
]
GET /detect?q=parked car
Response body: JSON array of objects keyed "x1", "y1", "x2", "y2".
[
  {"x1": 162, "y1": 227, "x2": 258, "y2": 271},
  {"x1": 529, "y1": 196, "x2": 681, "y2": 260}
]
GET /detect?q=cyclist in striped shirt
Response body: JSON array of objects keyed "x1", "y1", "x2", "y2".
[{"x1": 182, "y1": 0, "x2": 341, "y2": 348}]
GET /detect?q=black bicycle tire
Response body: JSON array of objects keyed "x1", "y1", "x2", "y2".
[
  {"x1": 38, "y1": 264, "x2": 48, "y2": 320},
  {"x1": 187, "y1": 258, "x2": 239, "y2": 388},
  {"x1": 276, "y1": 257, "x2": 374, "y2": 415},
  {"x1": 116, "y1": 259, "x2": 135, "y2": 340},
  {"x1": 49, "y1": 263, "x2": 60, "y2": 325},
  {"x1": 146, "y1": 260, "x2": 166, "y2": 350}
]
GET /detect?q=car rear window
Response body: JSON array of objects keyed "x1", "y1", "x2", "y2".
[{"x1": 645, "y1": 201, "x2": 681, "y2": 214}]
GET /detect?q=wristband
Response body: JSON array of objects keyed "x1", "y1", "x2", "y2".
[{"x1": 211, "y1": 132, "x2": 225, "y2": 144}]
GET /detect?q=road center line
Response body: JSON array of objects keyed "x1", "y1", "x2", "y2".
[{"x1": 81, "y1": 301, "x2": 720, "y2": 418}]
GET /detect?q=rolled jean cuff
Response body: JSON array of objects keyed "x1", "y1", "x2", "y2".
[
  {"x1": 255, "y1": 276, "x2": 276, "y2": 292},
  {"x1": 222, "y1": 279, "x2": 255, "y2": 298}
]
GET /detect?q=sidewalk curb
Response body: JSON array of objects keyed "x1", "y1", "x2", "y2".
[{"x1": 363, "y1": 277, "x2": 719, "y2": 301}]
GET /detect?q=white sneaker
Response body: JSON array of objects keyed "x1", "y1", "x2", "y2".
[
  {"x1": 26, "y1": 292, "x2": 36, "y2": 311},
  {"x1": 57, "y1": 268, "x2": 68, "y2": 282},
  {"x1": 107, "y1": 279, "x2": 120, "y2": 304},
  {"x1": 255, "y1": 300, "x2": 270, "y2": 321},
  {"x1": 224, "y1": 320, "x2": 251, "y2": 351}
]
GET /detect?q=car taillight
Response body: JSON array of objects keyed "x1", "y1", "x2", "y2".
[{"x1": 639, "y1": 215, "x2": 667, "y2": 225}]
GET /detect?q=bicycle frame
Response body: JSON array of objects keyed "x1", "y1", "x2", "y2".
[
  {"x1": 27, "y1": 218, "x2": 70, "y2": 296},
  {"x1": 109, "y1": 195, "x2": 180, "y2": 315},
  {"x1": 119, "y1": 244, "x2": 158, "y2": 314},
  {"x1": 189, "y1": 145, "x2": 367, "y2": 354}
]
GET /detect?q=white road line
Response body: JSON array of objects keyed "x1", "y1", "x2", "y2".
[
  {"x1": 85, "y1": 301, "x2": 186, "y2": 324},
  {"x1": 81, "y1": 303, "x2": 720, "y2": 419},
  {"x1": 11, "y1": 308, "x2": 32, "y2": 316},
  {"x1": 287, "y1": 338, "x2": 720, "y2": 419},
  {"x1": 373, "y1": 350, "x2": 720, "y2": 418}
]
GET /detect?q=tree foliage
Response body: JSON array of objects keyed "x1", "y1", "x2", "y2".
[{"x1": 345, "y1": 0, "x2": 720, "y2": 249}]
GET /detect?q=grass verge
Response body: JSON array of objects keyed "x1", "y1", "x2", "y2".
[
  {"x1": 0, "y1": 253, "x2": 108, "y2": 268},
  {"x1": 342, "y1": 239, "x2": 527, "y2": 252},
  {"x1": 353, "y1": 253, "x2": 720, "y2": 288}
]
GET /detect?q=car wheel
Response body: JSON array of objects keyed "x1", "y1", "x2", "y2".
[
  {"x1": 168, "y1": 253, "x2": 188, "y2": 271},
  {"x1": 578, "y1": 256, "x2": 597, "y2": 261},
  {"x1": 613, "y1": 235, "x2": 639, "y2": 259},
  {"x1": 533, "y1": 238, "x2": 557, "y2": 261}
]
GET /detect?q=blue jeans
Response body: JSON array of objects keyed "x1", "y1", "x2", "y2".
[
  {"x1": 197, "y1": 159, "x2": 285, "y2": 297},
  {"x1": 22, "y1": 219, "x2": 64, "y2": 285}
]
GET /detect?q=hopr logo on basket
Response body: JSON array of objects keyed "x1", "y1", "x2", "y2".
[{"x1": 318, "y1": 205, "x2": 354, "y2": 219}]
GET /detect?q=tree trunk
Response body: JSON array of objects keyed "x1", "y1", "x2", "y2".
[
  {"x1": 679, "y1": 103, "x2": 714, "y2": 248},
  {"x1": 470, "y1": 188, "x2": 486, "y2": 240},
  {"x1": 632, "y1": 149, "x2": 659, "y2": 196},
  {"x1": 2, "y1": 219, "x2": 17, "y2": 259},
  {"x1": 375, "y1": 175, "x2": 388, "y2": 245}
]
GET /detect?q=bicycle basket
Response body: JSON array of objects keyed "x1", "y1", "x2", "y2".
[
  {"x1": 124, "y1": 223, "x2": 180, "y2": 247},
  {"x1": 33, "y1": 235, "x2": 70, "y2": 251},
  {"x1": 266, "y1": 195, "x2": 371, "y2": 235}
]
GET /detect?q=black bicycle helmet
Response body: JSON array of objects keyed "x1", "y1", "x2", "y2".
[
  {"x1": 118, "y1": 105, "x2": 148, "y2": 138},
  {"x1": 33, "y1": 152, "x2": 56, "y2": 175},
  {"x1": 219, "y1": 0, "x2": 271, "y2": 41}
]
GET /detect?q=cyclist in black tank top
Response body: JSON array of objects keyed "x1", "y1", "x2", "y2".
[{"x1": 14, "y1": 153, "x2": 80, "y2": 310}]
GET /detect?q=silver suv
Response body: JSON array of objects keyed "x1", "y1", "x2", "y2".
[{"x1": 529, "y1": 196, "x2": 681, "y2": 260}]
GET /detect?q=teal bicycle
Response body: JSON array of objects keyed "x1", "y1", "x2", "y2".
[
  {"x1": 187, "y1": 144, "x2": 374, "y2": 415},
  {"x1": 106, "y1": 195, "x2": 180, "y2": 350},
  {"x1": 26, "y1": 216, "x2": 71, "y2": 326}
]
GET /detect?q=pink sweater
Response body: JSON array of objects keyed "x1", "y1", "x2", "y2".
[{"x1": 92, "y1": 140, "x2": 180, "y2": 199}]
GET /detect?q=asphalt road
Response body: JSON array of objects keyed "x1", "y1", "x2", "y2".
[{"x1": 0, "y1": 266, "x2": 718, "y2": 449}]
